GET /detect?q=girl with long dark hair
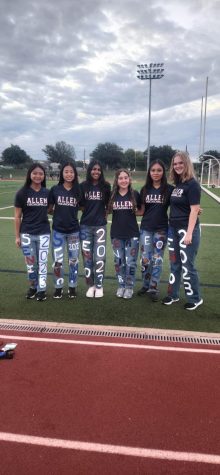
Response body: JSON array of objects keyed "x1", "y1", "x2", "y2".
[
  {"x1": 48, "y1": 162, "x2": 81, "y2": 299},
  {"x1": 108, "y1": 169, "x2": 141, "y2": 299},
  {"x1": 14, "y1": 163, "x2": 50, "y2": 301},
  {"x1": 80, "y1": 160, "x2": 111, "y2": 298},
  {"x1": 137, "y1": 160, "x2": 173, "y2": 301}
]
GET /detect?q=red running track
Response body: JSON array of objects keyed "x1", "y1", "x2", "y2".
[{"x1": 0, "y1": 330, "x2": 220, "y2": 475}]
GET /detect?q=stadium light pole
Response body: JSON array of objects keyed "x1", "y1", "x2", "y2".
[{"x1": 137, "y1": 63, "x2": 164, "y2": 170}]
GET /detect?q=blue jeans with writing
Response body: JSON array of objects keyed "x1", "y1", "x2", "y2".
[
  {"x1": 167, "y1": 224, "x2": 202, "y2": 303},
  {"x1": 111, "y1": 237, "x2": 139, "y2": 289},
  {"x1": 52, "y1": 230, "x2": 80, "y2": 288},
  {"x1": 20, "y1": 233, "x2": 50, "y2": 291},
  {"x1": 140, "y1": 229, "x2": 167, "y2": 293},
  {"x1": 80, "y1": 225, "x2": 106, "y2": 288}
]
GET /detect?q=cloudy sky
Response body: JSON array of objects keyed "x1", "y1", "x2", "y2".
[{"x1": 0, "y1": 0, "x2": 219, "y2": 162}]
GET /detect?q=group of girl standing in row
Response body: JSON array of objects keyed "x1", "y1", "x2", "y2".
[{"x1": 14, "y1": 151, "x2": 203, "y2": 311}]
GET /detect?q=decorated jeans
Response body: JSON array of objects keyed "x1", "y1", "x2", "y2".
[
  {"x1": 140, "y1": 229, "x2": 167, "y2": 293},
  {"x1": 167, "y1": 224, "x2": 201, "y2": 304},
  {"x1": 80, "y1": 225, "x2": 106, "y2": 289},
  {"x1": 52, "y1": 230, "x2": 80, "y2": 289},
  {"x1": 111, "y1": 237, "x2": 139, "y2": 289},
  {"x1": 20, "y1": 233, "x2": 50, "y2": 292}
]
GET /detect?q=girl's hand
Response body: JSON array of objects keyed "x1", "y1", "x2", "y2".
[
  {"x1": 198, "y1": 207, "x2": 203, "y2": 215},
  {"x1": 183, "y1": 231, "x2": 192, "y2": 246},
  {"x1": 15, "y1": 237, "x2": 21, "y2": 248}
]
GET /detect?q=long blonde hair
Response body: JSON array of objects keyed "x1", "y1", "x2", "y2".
[
  {"x1": 108, "y1": 169, "x2": 137, "y2": 213},
  {"x1": 170, "y1": 151, "x2": 195, "y2": 184}
]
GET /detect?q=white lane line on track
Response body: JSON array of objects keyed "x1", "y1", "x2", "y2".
[
  {"x1": 0, "y1": 432, "x2": 219, "y2": 465},
  {"x1": 0, "y1": 334, "x2": 219, "y2": 354}
]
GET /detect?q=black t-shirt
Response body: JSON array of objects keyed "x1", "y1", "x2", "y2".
[
  {"x1": 49, "y1": 184, "x2": 80, "y2": 233},
  {"x1": 80, "y1": 181, "x2": 111, "y2": 226},
  {"x1": 14, "y1": 186, "x2": 50, "y2": 235},
  {"x1": 140, "y1": 184, "x2": 174, "y2": 232},
  {"x1": 110, "y1": 190, "x2": 141, "y2": 239},
  {"x1": 169, "y1": 178, "x2": 201, "y2": 228}
]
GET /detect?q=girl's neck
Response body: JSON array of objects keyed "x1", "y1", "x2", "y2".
[
  {"x1": 63, "y1": 181, "x2": 73, "y2": 190},
  {"x1": 92, "y1": 179, "x2": 99, "y2": 186},
  {"x1": 119, "y1": 187, "x2": 129, "y2": 196},
  {"x1": 31, "y1": 183, "x2": 42, "y2": 192},
  {"x1": 152, "y1": 181, "x2": 161, "y2": 189}
]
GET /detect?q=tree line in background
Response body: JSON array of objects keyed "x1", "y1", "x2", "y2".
[{"x1": 1, "y1": 141, "x2": 220, "y2": 172}]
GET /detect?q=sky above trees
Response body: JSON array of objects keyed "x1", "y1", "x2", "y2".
[{"x1": 0, "y1": 0, "x2": 219, "y2": 162}]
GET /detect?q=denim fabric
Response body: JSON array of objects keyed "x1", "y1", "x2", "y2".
[
  {"x1": 111, "y1": 237, "x2": 139, "y2": 289},
  {"x1": 140, "y1": 229, "x2": 167, "y2": 293},
  {"x1": 20, "y1": 233, "x2": 50, "y2": 291},
  {"x1": 52, "y1": 230, "x2": 80, "y2": 288},
  {"x1": 167, "y1": 224, "x2": 202, "y2": 303},
  {"x1": 80, "y1": 225, "x2": 106, "y2": 288}
]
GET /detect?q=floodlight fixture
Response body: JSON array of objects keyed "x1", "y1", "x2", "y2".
[{"x1": 137, "y1": 62, "x2": 164, "y2": 170}]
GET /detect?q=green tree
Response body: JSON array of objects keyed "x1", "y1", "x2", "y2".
[
  {"x1": 144, "y1": 145, "x2": 175, "y2": 168},
  {"x1": 123, "y1": 149, "x2": 135, "y2": 169},
  {"x1": 42, "y1": 141, "x2": 76, "y2": 165},
  {"x1": 90, "y1": 143, "x2": 124, "y2": 169},
  {"x1": 1, "y1": 144, "x2": 33, "y2": 169},
  {"x1": 122, "y1": 149, "x2": 146, "y2": 170}
]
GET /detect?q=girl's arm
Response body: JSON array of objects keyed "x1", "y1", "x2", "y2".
[
  {"x1": 14, "y1": 207, "x2": 22, "y2": 247},
  {"x1": 136, "y1": 203, "x2": 145, "y2": 216},
  {"x1": 184, "y1": 204, "x2": 200, "y2": 245},
  {"x1": 47, "y1": 204, "x2": 54, "y2": 215}
]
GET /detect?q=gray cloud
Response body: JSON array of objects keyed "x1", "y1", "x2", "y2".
[{"x1": 0, "y1": 0, "x2": 219, "y2": 161}]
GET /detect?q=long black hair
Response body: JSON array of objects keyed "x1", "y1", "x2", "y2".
[
  {"x1": 58, "y1": 161, "x2": 81, "y2": 201},
  {"x1": 142, "y1": 160, "x2": 169, "y2": 203},
  {"x1": 84, "y1": 159, "x2": 111, "y2": 205},
  {"x1": 24, "y1": 163, "x2": 47, "y2": 188}
]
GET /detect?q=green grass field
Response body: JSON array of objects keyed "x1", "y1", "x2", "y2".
[{"x1": 0, "y1": 177, "x2": 220, "y2": 333}]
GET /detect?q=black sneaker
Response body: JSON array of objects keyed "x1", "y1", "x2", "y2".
[
  {"x1": 26, "y1": 287, "x2": 37, "y2": 299},
  {"x1": 53, "y1": 288, "x2": 63, "y2": 299},
  {"x1": 150, "y1": 292, "x2": 159, "y2": 302},
  {"x1": 36, "y1": 291, "x2": 47, "y2": 301},
  {"x1": 162, "y1": 296, "x2": 179, "y2": 305},
  {"x1": 68, "y1": 287, "x2": 77, "y2": 299},
  {"x1": 184, "y1": 299, "x2": 203, "y2": 311},
  {"x1": 137, "y1": 287, "x2": 149, "y2": 296}
]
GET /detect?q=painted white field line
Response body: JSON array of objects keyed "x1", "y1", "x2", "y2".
[
  {"x1": 0, "y1": 432, "x2": 219, "y2": 465},
  {"x1": 0, "y1": 206, "x2": 13, "y2": 210},
  {"x1": 0, "y1": 215, "x2": 219, "y2": 226},
  {"x1": 0, "y1": 334, "x2": 219, "y2": 354}
]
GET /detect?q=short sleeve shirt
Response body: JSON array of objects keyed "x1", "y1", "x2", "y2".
[
  {"x1": 169, "y1": 178, "x2": 201, "y2": 228},
  {"x1": 110, "y1": 190, "x2": 141, "y2": 239},
  {"x1": 140, "y1": 184, "x2": 174, "y2": 232},
  {"x1": 14, "y1": 187, "x2": 50, "y2": 235},
  {"x1": 49, "y1": 184, "x2": 80, "y2": 233},
  {"x1": 80, "y1": 182, "x2": 111, "y2": 226}
]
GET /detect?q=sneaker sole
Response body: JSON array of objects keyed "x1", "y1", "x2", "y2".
[
  {"x1": 53, "y1": 296, "x2": 63, "y2": 299},
  {"x1": 26, "y1": 295, "x2": 36, "y2": 299},
  {"x1": 185, "y1": 299, "x2": 203, "y2": 311},
  {"x1": 162, "y1": 298, "x2": 179, "y2": 305}
]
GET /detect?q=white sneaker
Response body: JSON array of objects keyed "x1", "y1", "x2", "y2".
[
  {"x1": 123, "y1": 288, "x2": 133, "y2": 299},
  {"x1": 95, "y1": 287, "x2": 104, "y2": 298},
  {"x1": 116, "y1": 288, "x2": 125, "y2": 298},
  {"x1": 86, "y1": 286, "x2": 95, "y2": 298}
]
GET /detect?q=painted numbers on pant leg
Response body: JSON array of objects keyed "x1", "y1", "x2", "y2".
[{"x1": 178, "y1": 229, "x2": 193, "y2": 296}]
